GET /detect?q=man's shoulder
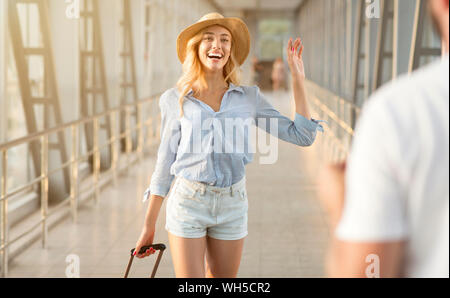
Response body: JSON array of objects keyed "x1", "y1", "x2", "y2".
[
  {"x1": 370, "y1": 57, "x2": 448, "y2": 109},
  {"x1": 353, "y1": 56, "x2": 449, "y2": 151}
]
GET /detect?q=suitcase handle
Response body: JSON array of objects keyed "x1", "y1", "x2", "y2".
[
  {"x1": 124, "y1": 243, "x2": 166, "y2": 278},
  {"x1": 130, "y1": 243, "x2": 166, "y2": 256}
]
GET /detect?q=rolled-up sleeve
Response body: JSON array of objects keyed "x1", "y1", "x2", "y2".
[
  {"x1": 255, "y1": 86, "x2": 325, "y2": 146},
  {"x1": 143, "y1": 92, "x2": 181, "y2": 202}
]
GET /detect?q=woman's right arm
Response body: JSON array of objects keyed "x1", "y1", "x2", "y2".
[
  {"x1": 136, "y1": 91, "x2": 181, "y2": 258},
  {"x1": 135, "y1": 194, "x2": 164, "y2": 258}
]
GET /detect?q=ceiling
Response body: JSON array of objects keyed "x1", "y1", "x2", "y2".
[{"x1": 212, "y1": 0, "x2": 304, "y2": 11}]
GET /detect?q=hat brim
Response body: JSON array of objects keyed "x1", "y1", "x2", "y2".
[{"x1": 177, "y1": 17, "x2": 250, "y2": 66}]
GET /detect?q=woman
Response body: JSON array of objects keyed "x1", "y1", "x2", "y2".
[{"x1": 134, "y1": 13, "x2": 324, "y2": 278}]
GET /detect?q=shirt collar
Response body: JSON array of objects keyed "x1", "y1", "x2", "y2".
[
  {"x1": 187, "y1": 82, "x2": 244, "y2": 97},
  {"x1": 228, "y1": 82, "x2": 245, "y2": 94}
]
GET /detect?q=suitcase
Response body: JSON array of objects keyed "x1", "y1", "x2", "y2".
[{"x1": 124, "y1": 243, "x2": 166, "y2": 278}]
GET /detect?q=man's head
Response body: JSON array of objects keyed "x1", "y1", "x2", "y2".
[{"x1": 429, "y1": 0, "x2": 449, "y2": 52}]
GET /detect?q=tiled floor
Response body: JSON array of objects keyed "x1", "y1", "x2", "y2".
[{"x1": 6, "y1": 91, "x2": 329, "y2": 278}]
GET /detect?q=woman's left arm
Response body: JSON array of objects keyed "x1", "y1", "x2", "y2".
[
  {"x1": 254, "y1": 37, "x2": 325, "y2": 147},
  {"x1": 255, "y1": 86, "x2": 324, "y2": 147}
]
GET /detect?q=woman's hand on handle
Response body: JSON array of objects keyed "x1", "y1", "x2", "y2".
[
  {"x1": 286, "y1": 37, "x2": 305, "y2": 81},
  {"x1": 134, "y1": 225, "x2": 156, "y2": 258},
  {"x1": 134, "y1": 194, "x2": 164, "y2": 258}
]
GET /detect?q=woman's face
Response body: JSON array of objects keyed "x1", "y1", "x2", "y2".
[{"x1": 198, "y1": 25, "x2": 232, "y2": 73}]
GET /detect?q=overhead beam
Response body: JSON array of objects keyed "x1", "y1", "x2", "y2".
[
  {"x1": 207, "y1": 0, "x2": 223, "y2": 13},
  {"x1": 294, "y1": 0, "x2": 307, "y2": 15}
]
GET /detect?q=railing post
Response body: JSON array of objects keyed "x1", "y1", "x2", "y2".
[
  {"x1": 93, "y1": 118, "x2": 100, "y2": 204},
  {"x1": 149, "y1": 117, "x2": 155, "y2": 145},
  {"x1": 111, "y1": 112, "x2": 118, "y2": 186},
  {"x1": 41, "y1": 135, "x2": 48, "y2": 248},
  {"x1": 70, "y1": 124, "x2": 79, "y2": 222},
  {"x1": 148, "y1": 99, "x2": 157, "y2": 145},
  {"x1": 125, "y1": 106, "x2": 132, "y2": 171},
  {"x1": 137, "y1": 103, "x2": 144, "y2": 162},
  {"x1": 1, "y1": 149, "x2": 8, "y2": 277}
]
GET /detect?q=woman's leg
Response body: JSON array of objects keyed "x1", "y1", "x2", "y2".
[
  {"x1": 204, "y1": 236, "x2": 246, "y2": 278},
  {"x1": 168, "y1": 232, "x2": 207, "y2": 278}
]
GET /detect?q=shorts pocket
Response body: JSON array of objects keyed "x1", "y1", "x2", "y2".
[{"x1": 174, "y1": 181, "x2": 201, "y2": 202}]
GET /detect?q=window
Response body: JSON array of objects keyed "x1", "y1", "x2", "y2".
[{"x1": 258, "y1": 19, "x2": 291, "y2": 61}]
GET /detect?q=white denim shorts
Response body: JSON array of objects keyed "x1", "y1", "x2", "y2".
[{"x1": 165, "y1": 176, "x2": 248, "y2": 240}]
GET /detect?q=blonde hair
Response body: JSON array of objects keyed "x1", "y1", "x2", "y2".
[{"x1": 176, "y1": 26, "x2": 242, "y2": 117}]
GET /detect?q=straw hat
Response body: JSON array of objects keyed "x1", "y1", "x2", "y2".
[{"x1": 176, "y1": 12, "x2": 251, "y2": 66}]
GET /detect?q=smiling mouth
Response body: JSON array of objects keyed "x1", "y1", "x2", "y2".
[{"x1": 207, "y1": 53, "x2": 223, "y2": 60}]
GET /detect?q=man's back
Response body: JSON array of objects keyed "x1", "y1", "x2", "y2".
[{"x1": 336, "y1": 55, "x2": 449, "y2": 277}]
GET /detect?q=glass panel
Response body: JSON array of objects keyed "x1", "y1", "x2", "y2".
[
  {"x1": 258, "y1": 19, "x2": 290, "y2": 61},
  {"x1": 27, "y1": 55, "x2": 45, "y2": 98},
  {"x1": 7, "y1": 143, "x2": 30, "y2": 192},
  {"x1": 17, "y1": 3, "x2": 43, "y2": 48}
]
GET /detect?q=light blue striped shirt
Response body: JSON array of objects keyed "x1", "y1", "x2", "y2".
[{"x1": 143, "y1": 83, "x2": 324, "y2": 201}]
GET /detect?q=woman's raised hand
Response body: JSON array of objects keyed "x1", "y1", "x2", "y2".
[{"x1": 286, "y1": 37, "x2": 305, "y2": 81}]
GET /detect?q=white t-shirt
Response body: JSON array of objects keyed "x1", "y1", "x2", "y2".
[{"x1": 336, "y1": 55, "x2": 449, "y2": 278}]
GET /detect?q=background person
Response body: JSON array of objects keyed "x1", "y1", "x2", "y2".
[
  {"x1": 251, "y1": 55, "x2": 264, "y2": 86},
  {"x1": 271, "y1": 57, "x2": 287, "y2": 91}
]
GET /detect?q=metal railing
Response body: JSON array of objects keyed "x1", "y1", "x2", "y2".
[
  {"x1": 305, "y1": 80, "x2": 360, "y2": 162},
  {"x1": 0, "y1": 83, "x2": 360, "y2": 277},
  {"x1": 0, "y1": 92, "x2": 162, "y2": 277}
]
